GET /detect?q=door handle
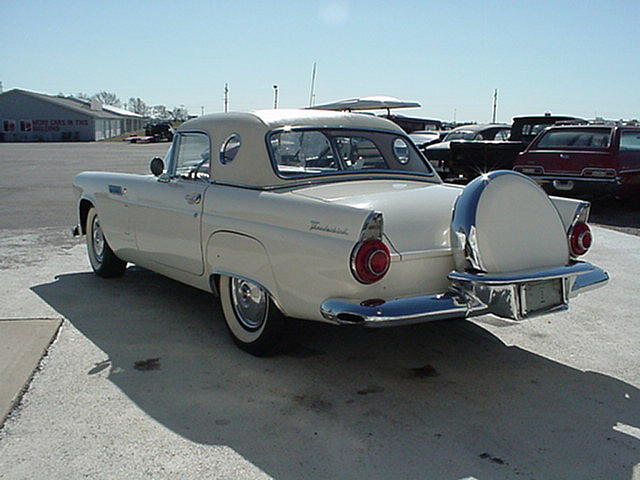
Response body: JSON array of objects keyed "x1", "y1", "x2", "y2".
[
  {"x1": 559, "y1": 153, "x2": 569, "y2": 159},
  {"x1": 185, "y1": 193, "x2": 201, "y2": 205}
]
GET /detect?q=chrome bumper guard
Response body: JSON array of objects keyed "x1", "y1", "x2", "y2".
[{"x1": 320, "y1": 261, "x2": 608, "y2": 326}]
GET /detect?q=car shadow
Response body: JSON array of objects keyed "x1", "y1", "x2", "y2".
[
  {"x1": 32, "y1": 268, "x2": 639, "y2": 480},
  {"x1": 589, "y1": 197, "x2": 640, "y2": 234}
]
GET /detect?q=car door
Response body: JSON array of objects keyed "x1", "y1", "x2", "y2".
[{"x1": 133, "y1": 132, "x2": 211, "y2": 275}]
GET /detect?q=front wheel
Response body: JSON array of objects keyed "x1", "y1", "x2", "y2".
[
  {"x1": 85, "y1": 207, "x2": 127, "y2": 278},
  {"x1": 219, "y1": 275, "x2": 288, "y2": 356}
]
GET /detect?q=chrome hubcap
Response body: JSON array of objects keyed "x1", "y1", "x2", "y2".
[
  {"x1": 92, "y1": 216, "x2": 105, "y2": 262},
  {"x1": 230, "y1": 277, "x2": 267, "y2": 331}
]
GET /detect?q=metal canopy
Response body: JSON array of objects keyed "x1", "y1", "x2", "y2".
[{"x1": 309, "y1": 95, "x2": 421, "y2": 112}]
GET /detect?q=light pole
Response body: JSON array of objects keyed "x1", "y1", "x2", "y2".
[{"x1": 273, "y1": 85, "x2": 278, "y2": 109}]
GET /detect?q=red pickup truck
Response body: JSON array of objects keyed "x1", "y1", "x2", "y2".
[{"x1": 513, "y1": 123, "x2": 640, "y2": 199}]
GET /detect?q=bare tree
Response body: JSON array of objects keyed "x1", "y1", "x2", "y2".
[
  {"x1": 151, "y1": 105, "x2": 171, "y2": 120},
  {"x1": 93, "y1": 91, "x2": 121, "y2": 107},
  {"x1": 171, "y1": 105, "x2": 188, "y2": 122},
  {"x1": 128, "y1": 97, "x2": 148, "y2": 116}
]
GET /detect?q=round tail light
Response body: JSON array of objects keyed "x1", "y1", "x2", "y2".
[
  {"x1": 351, "y1": 239, "x2": 391, "y2": 284},
  {"x1": 569, "y1": 221, "x2": 592, "y2": 256}
]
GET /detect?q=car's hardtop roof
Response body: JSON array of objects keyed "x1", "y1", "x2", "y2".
[
  {"x1": 448, "y1": 123, "x2": 509, "y2": 133},
  {"x1": 512, "y1": 115, "x2": 580, "y2": 122},
  {"x1": 172, "y1": 109, "x2": 414, "y2": 189},
  {"x1": 544, "y1": 124, "x2": 614, "y2": 130},
  {"x1": 179, "y1": 109, "x2": 406, "y2": 134}
]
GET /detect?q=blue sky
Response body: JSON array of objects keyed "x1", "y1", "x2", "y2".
[{"x1": 1, "y1": 0, "x2": 638, "y2": 122}]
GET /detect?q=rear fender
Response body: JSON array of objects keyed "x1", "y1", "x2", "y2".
[
  {"x1": 205, "y1": 231, "x2": 284, "y2": 313},
  {"x1": 549, "y1": 196, "x2": 590, "y2": 232}
]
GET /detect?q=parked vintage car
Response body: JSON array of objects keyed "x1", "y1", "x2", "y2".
[
  {"x1": 72, "y1": 109, "x2": 608, "y2": 356},
  {"x1": 424, "y1": 124, "x2": 511, "y2": 174},
  {"x1": 447, "y1": 115, "x2": 581, "y2": 179},
  {"x1": 409, "y1": 130, "x2": 445, "y2": 149},
  {"x1": 514, "y1": 123, "x2": 640, "y2": 199}
]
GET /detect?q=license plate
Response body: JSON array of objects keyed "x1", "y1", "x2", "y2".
[{"x1": 522, "y1": 279, "x2": 564, "y2": 315}]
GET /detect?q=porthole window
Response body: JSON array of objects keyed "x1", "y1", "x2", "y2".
[
  {"x1": 393, "y1": 137, "x2": 410, "y2": 164},
  {"x1": 220, "y1": 133, "x2": 241, "y2": 164}
]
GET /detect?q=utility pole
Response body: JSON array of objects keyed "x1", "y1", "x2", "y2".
[
  {"x1": 224, "y1": 83, "x2": 229, "y2": 112},
  {"x1": 273, "y1": 85, "x2": 279, "y2": 109},
  {"x1": 0, "y1": 81, "x2": 3, "y2": 94},
  {"x1": 308, "y1": 62, "x2": 317, "y2": 107},
  {"x1": 200, "y1": 106, "x2": 204, "y2": 116},
  {"x1": 492, "y1": 88, "x2": 498, "y2": 123}
]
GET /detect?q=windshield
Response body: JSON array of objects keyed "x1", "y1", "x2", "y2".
[
  {"x1": 268, "y1": 129, "x2": 435, "y2": 178},
  {"x1": 444, "y1": 130, "x2": 478, "y2": 141}
]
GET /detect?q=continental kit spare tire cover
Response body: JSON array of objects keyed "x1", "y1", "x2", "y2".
[{"x1": 451, "y1": 171, "x2": 569, "y2": 273}]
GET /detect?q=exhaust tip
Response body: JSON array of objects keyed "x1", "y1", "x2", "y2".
[{"x1": 336, "y1": 313, "x2": 365, "y2": 324}]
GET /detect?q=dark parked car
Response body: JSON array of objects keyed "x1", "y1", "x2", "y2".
[
  {"x1": 513, "y1": 123, "x2": 640, "y2": 199},
  {"x1": 424, "y1": 124, "x2": 510, "y2": 174},
  {"x1": 144, "y1": 122, "x2": 174, "y2": 142},
  {"x1": 409, "y1": 130, "x2": 446, "y2": 149},
  {"x1": 447, "y1": 115, "x2": 581, "y2": 179}
]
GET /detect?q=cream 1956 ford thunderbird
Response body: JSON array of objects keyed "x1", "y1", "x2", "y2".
[{"x1": 72, "y1": 109, "x2": 608, "y2": 355}]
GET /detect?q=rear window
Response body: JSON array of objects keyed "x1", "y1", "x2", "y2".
[
  {"x1": 268, "y1": 128, "x2": 435, "y2": 178},
  {"x1": 535, "y1": 128, "x2": 611, "y2": 149}
]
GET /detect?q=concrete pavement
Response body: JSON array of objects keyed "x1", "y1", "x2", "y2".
[
  {"x1": 0, "y1": 318, "x2": 61, "y2": 426},
  {"x1": 0, "y1": 225, "x2": 638, "y2": 480}
]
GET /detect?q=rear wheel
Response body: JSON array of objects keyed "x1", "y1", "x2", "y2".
[
  {"x1": 219, "y1": 275, "x2": 287, "y2": 356},
  {"x1": 85, "y1": 207, "x2": 127, "y2": 278}
]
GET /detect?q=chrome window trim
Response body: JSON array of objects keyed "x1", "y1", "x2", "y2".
[
  {"x1": 170, "y1": 130, "x2": 212, "y2": 179},
  {"x1": 219, "y1": 133, "x2": 241, "y2": 165},
  {"x1": 208, "y1": 173, "x2": 442, "y2": 190},
  {"x1": 264, "y1": 125, "x2": 439, "y2": 182}
]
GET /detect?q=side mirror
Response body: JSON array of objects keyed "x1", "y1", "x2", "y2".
[{"x1": 150, "y1": 157, "x2": 164, "y2": 176}]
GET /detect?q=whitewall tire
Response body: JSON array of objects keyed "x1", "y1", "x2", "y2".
[
  {"x1": 85, "y1": 207, "x2": 127, "y2": 278},
  {"x1": 219, "y1": 275, "x2": 287, "y2": 356}
]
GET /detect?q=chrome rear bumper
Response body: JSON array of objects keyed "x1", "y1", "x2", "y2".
[{"x1": 320, "y1": 261, "x2": 608, "y2": 326}]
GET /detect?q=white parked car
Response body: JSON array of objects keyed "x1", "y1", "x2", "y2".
[{"x1": 72, "y1": 110, "x2": 608, "y2": 355}]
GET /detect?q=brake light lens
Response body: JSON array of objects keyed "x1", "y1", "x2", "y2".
[
  {"x1": 569, "y1": 221, "x2": 592, "y2": 256},
  {"x1": 351, "y1": 239, "x2": 391, "y2": 284}
]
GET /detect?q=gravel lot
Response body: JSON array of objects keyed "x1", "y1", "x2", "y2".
[{"x1": 0, "y1": 142, "x2": 638, "y2": 480}]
